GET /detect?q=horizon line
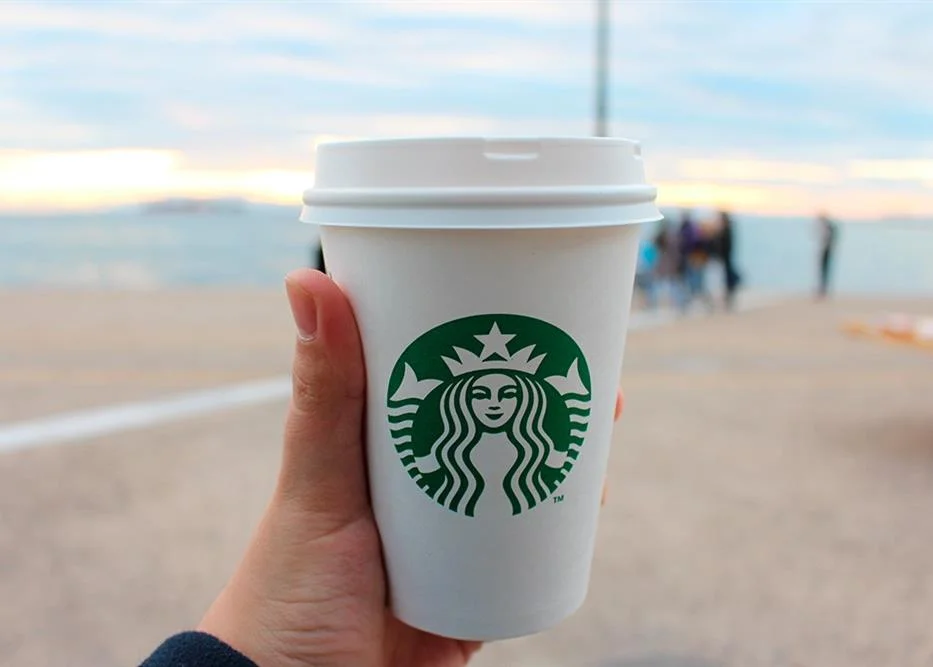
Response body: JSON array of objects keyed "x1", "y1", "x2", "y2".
[{"x1": 0, "y1": 198, "x2": 929, "y2": 223}]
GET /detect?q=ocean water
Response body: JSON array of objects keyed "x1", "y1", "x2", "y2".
[
  {"x1": 0, "y1": 207, "x2": 317, "y2": 289},
  {"x1": 0, "y1": 208, "x2": 930, "y2": 295}
]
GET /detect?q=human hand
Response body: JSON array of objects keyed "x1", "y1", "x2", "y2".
[{"x1": 197, "y1": 268, "x2": 624, "y2": 667}]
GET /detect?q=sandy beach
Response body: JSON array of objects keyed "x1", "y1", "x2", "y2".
[{"x1": 1, "y1": 290, "x2": 931, "y2": 667}]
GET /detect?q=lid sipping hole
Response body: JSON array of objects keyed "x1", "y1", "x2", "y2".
[{"x1": 482, "y1": 139, "x2": 541, "y2": 161}]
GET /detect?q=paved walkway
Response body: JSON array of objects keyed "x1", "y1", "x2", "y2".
[{"x1": 0, "y1": 290, "x2": 931, "y2": 666}]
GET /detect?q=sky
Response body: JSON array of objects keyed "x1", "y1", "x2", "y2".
[{"x1": 1, "y1": 0, "x2": 932, "y2": 218}]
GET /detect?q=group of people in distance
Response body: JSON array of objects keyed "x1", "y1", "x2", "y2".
[
  {"x1": 636, "y1": 209, "x2": 840, "y2": 314},
  {"x1": 636, "y1": 209, "x2": 740, "y2": 314}
]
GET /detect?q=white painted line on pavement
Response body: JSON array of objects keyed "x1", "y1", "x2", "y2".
[
  {"x1": 0, "y1": 292, "x2": 790, "y2": 454},
  {"x1": 0, "y1": 377, "x2": 291, "y2": 454}
]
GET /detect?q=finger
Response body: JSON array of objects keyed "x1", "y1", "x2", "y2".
[
  {"x1": 614, "y1": 389, "x2": 625, "y2": 422},
  {"x1": 604, "y1": 390, "x2": 623, "y2": 508},
  {"x1": 277, "y1": 269, "x2": 368, "y2": 534},
  {"x1": 461, "y1": 641, "x2": 483, "y2": 660}
]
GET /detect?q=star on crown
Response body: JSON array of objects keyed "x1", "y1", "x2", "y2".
[{"x1": 442, "y1": 322, "x2": 545, "y2": 376}]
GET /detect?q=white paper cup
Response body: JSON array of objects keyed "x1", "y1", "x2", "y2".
[{"x1": 301, "y1": 137, "x2": 660, "y2": 641}]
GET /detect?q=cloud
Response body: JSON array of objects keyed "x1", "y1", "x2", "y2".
[
  {"x1": 230, "y1": 53, "x2": 412, "y2": 86},
  {"x1": 656, "y1": 180, "x2": 933, "y2": 220},
  {"x1": 0, "y1": 149, "x2": 310, "y2": 210},
  {"x1": 1, "y1": 0, "x2": 932, "y2": 216},
  {"x1": 368, "y1": 0, "x2": 589, "y2": 25},
  {"x1": 677, "y1": 159, "x2": 842, "y2": 186},
  {"x1": 0, "y1": 3, "x2": 346, "y2": 43},
  {"x1": 848, "y1": 160, "x2": 933, "y2": 183},
  {"x1": 295, "y1": 112, "x2": 559, "y2": 139}
]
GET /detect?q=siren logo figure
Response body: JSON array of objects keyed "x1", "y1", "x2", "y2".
[{"x1": 387, "y1": 315, "x2": 592, "y2": 517}]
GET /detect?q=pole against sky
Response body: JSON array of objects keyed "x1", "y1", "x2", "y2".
[
  {"x1": 593, "y1": 0, "x2": 610, "y2": 138},
  {"x1": 1, "y1": 1, "x2": 931, "y2": 217}
]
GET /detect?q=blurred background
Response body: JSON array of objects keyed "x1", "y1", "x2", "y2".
[
  {"x1": 1, "y1": 2, "x2": 932, "y2": 666},
  {"x1": 1, "y1": 0, "x2": 932, "y2": 293}
]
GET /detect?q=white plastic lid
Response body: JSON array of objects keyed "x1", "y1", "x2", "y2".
[{"x1": 301, "y1": 136, "x2": 661, "y2": 228}]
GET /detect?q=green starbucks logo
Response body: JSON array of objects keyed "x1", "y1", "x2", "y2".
[{"x1": 387, "y1": 314, "x2": 591, "y2": 517}]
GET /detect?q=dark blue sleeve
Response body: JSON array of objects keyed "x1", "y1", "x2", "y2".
[{"x1": 140, "y1": 632, "x2": 258, "y2": 667}]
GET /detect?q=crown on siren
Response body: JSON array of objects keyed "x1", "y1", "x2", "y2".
[{"x1": 442, "y1": 322, "x2": 545, "y2": 376}]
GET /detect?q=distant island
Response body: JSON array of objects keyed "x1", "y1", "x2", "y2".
[{"x1": 139, "y1": 197, "x2": 250, "y2": 215}]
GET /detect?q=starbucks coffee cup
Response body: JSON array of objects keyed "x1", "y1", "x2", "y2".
[{"x1": 300, "y1": 137, "x2": 660, "y2": 641}]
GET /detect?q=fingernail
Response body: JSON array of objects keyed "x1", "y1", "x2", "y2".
[{"x1": 286, "y1": 278, "x2": 318, "y2": 342}]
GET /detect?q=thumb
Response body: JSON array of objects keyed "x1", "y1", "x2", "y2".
[{"x1": 277, "y1": 269, "x2": 369, "y2": 536}]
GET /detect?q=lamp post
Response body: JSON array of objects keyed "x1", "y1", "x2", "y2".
[{"x1": 594, "y1": 0, "x2": 611, "y2": 137}]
